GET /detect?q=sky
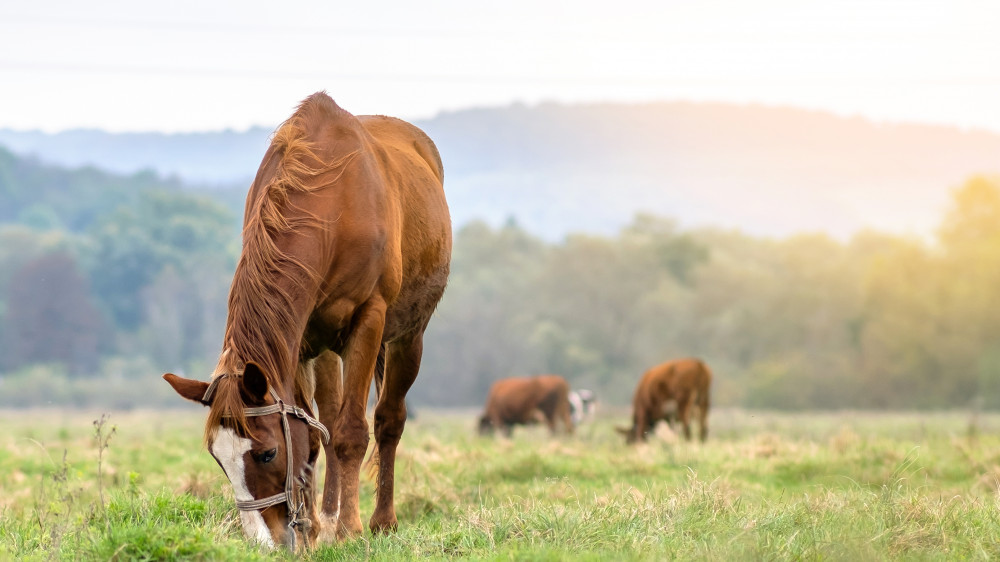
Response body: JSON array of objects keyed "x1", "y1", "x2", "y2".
[{"x1": 1, "y1": 0, "x2": 998, "y2": 133}]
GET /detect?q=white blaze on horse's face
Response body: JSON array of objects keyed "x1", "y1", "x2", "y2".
[{"x1": 210, "y1": 426, "x2": 275, "y2": 548}]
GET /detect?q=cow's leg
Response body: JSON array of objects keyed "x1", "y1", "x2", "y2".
[
  {"x1": 661, "y1": 399, "x2": 678, "y2": 431},
  {"x1": 312, "y1": 351, "x2": 343, "y2": 543},
  {"x1": 698, "y1": 393, "x2": 710, "y2": 442},
  {"x1": 677, "y1": 395, "x2": 693, "y2": 441},
  {"x1": 559, "y1": 398, "x2": 574, "y2": 435},
  {"x1": 369, "y1": 333, "x2": 423, "y2": 533},
  {"x1": 544, "y1": 409, "x2": 558, "y2": 435},
  {"x1": 552, "y1": 397, "x2": 573, "y2": 435},
  {"x1": 333, "y1": 299, "x2": 386, "y2": 539}
]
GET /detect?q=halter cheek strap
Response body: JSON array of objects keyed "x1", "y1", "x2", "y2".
[{"x1": 208, "y1": 375, "x2": 331, "y2": 547}]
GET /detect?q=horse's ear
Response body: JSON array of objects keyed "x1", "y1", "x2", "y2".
[
  {"x1": 241, "y1": 362, "x2": 269, "y2": 403},
  {"x1": 163, "y1": 373, "x2": 211, "y2": 406}
]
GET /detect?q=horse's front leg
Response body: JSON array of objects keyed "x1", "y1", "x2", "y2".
[
  {"x1": 311, "y1": 350, "x2": 343, "y2": 544},
  {"x1": 333, "y1": 298, "x2": 386, "y2": 539}
]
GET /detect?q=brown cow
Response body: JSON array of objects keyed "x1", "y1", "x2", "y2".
[
  {"x1": 619, "y1": 358, "x2": 712, "y2": 444},
  {"x1": 478, "y1": 375, "x2": 574, "y2": 437}
]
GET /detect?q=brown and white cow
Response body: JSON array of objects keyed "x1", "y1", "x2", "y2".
[
  {"x1": 478, "y1": 375, "x2": 574, "y2": 437},
  {"x1": 619, "y1": 358, "x2": 712, "y2": 444}
]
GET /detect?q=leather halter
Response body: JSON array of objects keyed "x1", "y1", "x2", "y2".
[{"x1": 203, "y1": 374, "x2": 331, "y2": 547}]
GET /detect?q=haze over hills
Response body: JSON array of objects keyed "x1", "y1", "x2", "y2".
[
  {"x1": 0, "y1": 127, "x2": 272, "y2": 186},
  {"x1": 1, "y1": 102, "x2": 998, "y2": 239}
]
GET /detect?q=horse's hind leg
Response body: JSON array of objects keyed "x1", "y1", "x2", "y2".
[{"x1": 369, "y1": 333, "x2": 423, "y2": 533}]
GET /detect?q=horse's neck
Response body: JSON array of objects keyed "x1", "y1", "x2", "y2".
[{"x1": 218, "y1": 272, "x2": 319, "y2": 399}]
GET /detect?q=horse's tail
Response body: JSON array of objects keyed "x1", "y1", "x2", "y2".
[{"x1": 362, "y1": 343, "x2": 387, "y2": 483}]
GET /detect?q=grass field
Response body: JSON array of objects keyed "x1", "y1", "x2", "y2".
[{"x1": 3, "y1": 407, "x2": 1000, "y2": 560}]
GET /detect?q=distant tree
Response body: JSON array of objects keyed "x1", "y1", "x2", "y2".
[
  {"x1": 139, "y1": 257, "x2": 231, "y2": 372},
  {"x1": 417, "y1": 220, "x2": 549, "y2": 405},
  {"x1": 86, "y1": 189, "x2": 235, "y2": 331},
  {"x1": 936, "y1": 176, "x2": 1000, "y2": 406},
  {"x1": 1, "y1": 252, "x2": 104, "y2": 375},
  {"x1": 0, "y1": 226, "x2": 75, "y2": 300},
  {"x1": 938, "y1": 176, "x2": 1000, "y2": 249},
  {"x1": 623, "y1": 214, "x2": 709, "y2": 284},
  {"x1": 17, "y1": 204, "x2": 65, "y2": 231}
]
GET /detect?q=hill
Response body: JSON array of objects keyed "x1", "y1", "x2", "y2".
[
  {"x1": 2, "y1": 102, "x2": 998, "y2": 238},
  {"x1": 0, "y1": 145, "x2": 179, "y2": 231},
  {"x1": 0, "y1": 127, "x2": 272, "y2": 186}
]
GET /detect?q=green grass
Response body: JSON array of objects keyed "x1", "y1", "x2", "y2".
[{"x1": 3, "y1": 408, "x2": 1000, "y2": 560}]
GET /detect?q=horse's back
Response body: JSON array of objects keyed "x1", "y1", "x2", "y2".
[
  {"x1": 359, "y1": 115, "x2": 443, "y2": 183},
  {"x1": 354, "y1": 115, "x2": 451, "y2": 338},
  {"x1": 360, "y1": 116, "x2": 450, "y2": 260}
]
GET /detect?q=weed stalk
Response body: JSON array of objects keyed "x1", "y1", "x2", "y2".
[{"x1": 93, "y1": 413, "x2": 117, "y2": 534}]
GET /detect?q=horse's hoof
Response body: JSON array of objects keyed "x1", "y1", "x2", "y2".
[
  {"x1": 369, "y1": 517, "x2": 398, "y2": 535},
  {"x1": 316, "y1": 513, "x2": 339, "y2": 545},
  {"x1": 336, "y1": 518, "x2": 364, "y2": 541}
]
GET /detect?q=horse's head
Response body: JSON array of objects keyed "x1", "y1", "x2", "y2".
[{"x1": 164, "y1": 363, "x2": 326, "y2": 550}]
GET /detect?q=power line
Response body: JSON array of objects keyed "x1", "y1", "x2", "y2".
[
  {"x1": 0, "y1": 60, "x2": 694, "y2": 85},
  {"x1": 0, "y1": 14, "x2": 625, "y2": 40},
  {"x1": 2, "y1": 60, "x2": 997, "y2": 88}
]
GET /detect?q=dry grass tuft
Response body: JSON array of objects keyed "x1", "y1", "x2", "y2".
[
  {"x1": 175, "y1": 471, "x2": 216, "y2": 499},
  {"x1": 828, "y1": 425, "x2": 861, "y2": 454}
]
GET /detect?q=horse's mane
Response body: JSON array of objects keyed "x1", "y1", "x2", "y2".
[{"x1": 204, "y1": 92, "x2": 358, "y2": 443}]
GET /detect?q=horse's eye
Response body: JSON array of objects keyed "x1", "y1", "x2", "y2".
[{"x1": 255, "y1": 448, "x2": 277, "y2": 464}]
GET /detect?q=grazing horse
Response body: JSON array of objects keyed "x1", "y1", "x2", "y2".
[
  {"x1": 618, "y1": 358, "x2": 712, "y2": 444},
  {"x1": 163, "y1": 92, "x2": 451, "y2": 549},
  {"x1": 478, "y1": 375, "x2": 574, "y2": 437}
]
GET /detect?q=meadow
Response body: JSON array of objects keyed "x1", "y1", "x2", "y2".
[{"x1": 2, "y1": 408, "x2": 1000, "y2": 560}]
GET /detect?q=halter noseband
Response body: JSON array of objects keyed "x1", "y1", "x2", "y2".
[{"x1": 203, "y1": 374, "x2": 331, "y2": 547}]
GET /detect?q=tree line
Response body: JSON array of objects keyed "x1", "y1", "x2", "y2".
[
  {"x1": 417, "y1": 177, "x2": 1000, "y2": 409},
  {"x1": 1, "y1": 146, "x2": 997, "y2": 409}
]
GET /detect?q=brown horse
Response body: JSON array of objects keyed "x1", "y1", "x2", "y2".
[
  {"x1": 163, "y1": 92, "x2": 451, "y2": 549},
  {"x1": 618, "y1": 358, "x2": 712, "y2": 444},
  {"x1": 478, "y1": 375, "x2": 574, "y2": 437}
]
